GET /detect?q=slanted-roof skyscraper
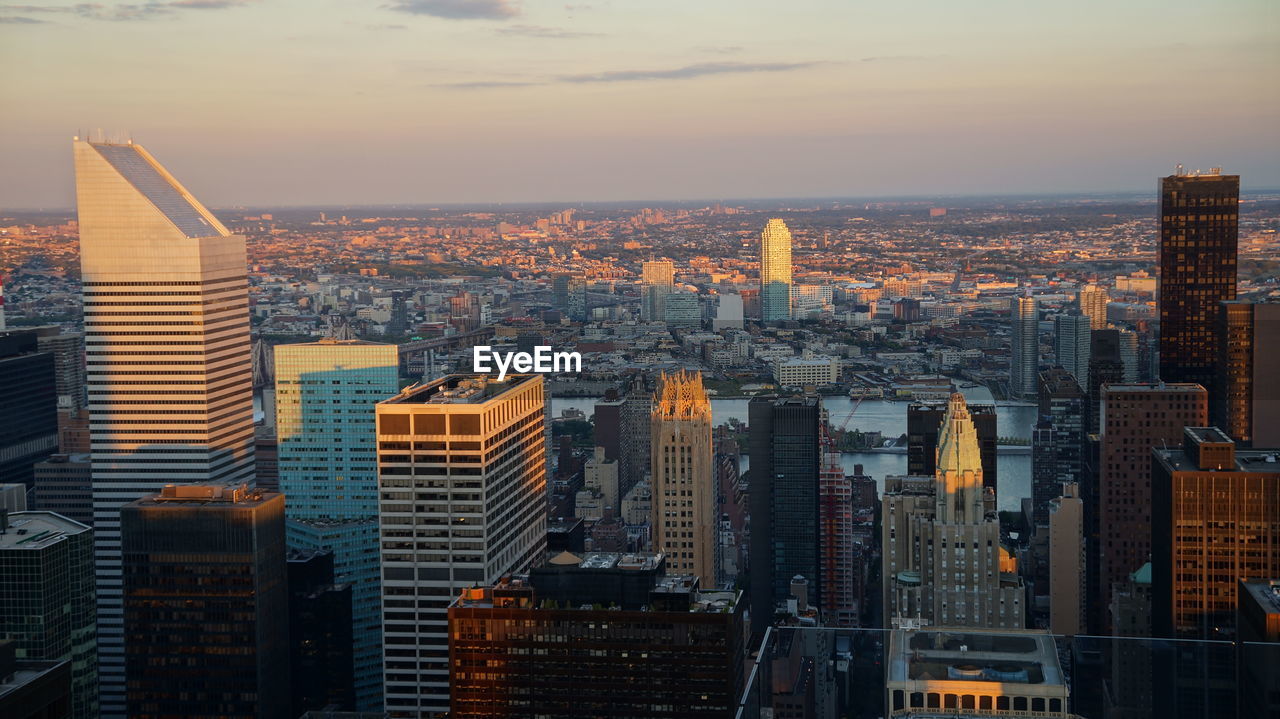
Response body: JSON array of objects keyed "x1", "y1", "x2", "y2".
[
  {"x1": 760, "y1": 218, "x2": 793, "y2": 324},
  {"x1": 1158, "y1": 169, "x2": 1239, "y2": 392},
  {"x1": 74, "y1": 139, "x2": 255, "y2": 716}
]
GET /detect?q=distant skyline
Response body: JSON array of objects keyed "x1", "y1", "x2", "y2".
[{"x1": 1, "y1": 0, "x2": 1277, "y2": 208}]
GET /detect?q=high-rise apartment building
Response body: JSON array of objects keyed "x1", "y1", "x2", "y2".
[
  {"x1": 74, "y1": 139, "x2": 256, "y2": 715},
  {"x1": 1032, "y1": 369, "x2": 1085, "y2": 526},
  {"x1": 274, "y1": 338, "x2": 398, "y2": 709},
  {"x1": 819, "y1": 435, "x2": 858, "y2": 627},
  {"x1": 448, "y1": 554, "x2": 744, "y2": 718},
  {"x1": 1077, "y1": 283, "x2": 1108, "y2": 330},
  {"x1": 748, "y1": 395, "x2": 821, "y2": 635},
  {"x1": 1158, "y1": 170, "x2": 1239, "y2": 393},
  {"x1": 640, "y1": 259, "x2": 675, "y2": 322},
  {"x1": 760, "y1": 218, "x2": 793, "y2": 323},
  {"x1": 0, "y1": 329, "x2": 58, "y2": 489},
  {"x1": 618, "y1": 376, "x2": 652, "y2": 501},
  {"x1": 883, "y1": 394, "x2": 1024, "y2": 629},
  {"x1": 1086, "y1": 329, "x2": 1127, "y2": 434},
  {"x1": 1151, "y1": 427, "x2": 1280, "y2": 639},
  {"x1": 376, "y1": 374, "x2": 547, "y2": 717},
  {"x1": 907, "y1": 400, "x2": 999, "y2": 495},
  {"x1": 1009, "y1": 294, "x2": 1039, "y2": 399},
  {"x1": 120, "y1": 484, "x2": 288, "y2": 719},
  {"x1": 1097, "y1": 383, "x2": 1207, "y2": 630},
  {"x1": 1047, "y1": 483, "x2": 1084, "y2": 636},
  {"x1": 0, "y1": 510, "x2": 97, "y2": 719},
  {"x1": 1054, "y1": 312, "x2": 1091, "y2": 389},
  {"x1": 1214, "y1": 300, "x2": 1280, "y2": 447},
  {"x1": 650, "y1": 371, "x2": 715, "y2": 586}
]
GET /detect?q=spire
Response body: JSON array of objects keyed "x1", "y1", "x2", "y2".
[{"x1": 935, "y1": 393, "x2": 985, "y2": 523}]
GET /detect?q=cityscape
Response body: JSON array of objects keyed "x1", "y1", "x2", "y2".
[{"x1": 2, "y1": 2, "x2": 1279, "y2": 719}]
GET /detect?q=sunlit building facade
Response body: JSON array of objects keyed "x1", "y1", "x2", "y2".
[
  {"x1": 640, "y1": 259, "x2": 675, "y2": 322},
  {"x1": 74, "y1": 139, "x2": 255, "y2": 716},
  {"x1": 650, "y1": 370, "x2": 715, "y2": 586},
  {"x1": 760, "y1": 218, "x2": 793, "y2": 323},
  {"x1": 1009, "y1": 294, "x2": 1039, "y2": 399},
  {"x1": 376, "y1": 374, "x2": 547, "y2": 717}
]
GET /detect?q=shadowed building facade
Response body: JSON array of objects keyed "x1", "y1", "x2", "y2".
[{"x1": 74, "y1": 139, "x2": 256, "y2": 715}]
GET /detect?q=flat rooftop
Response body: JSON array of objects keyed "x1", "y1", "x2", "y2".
[
  {"x1": 888, "y1": 630, "x2": 1064, "y2": 687},
  {"x1": 1155, "y1": 448, "x2": 1280, "y2": 474},
  {"x1": 129, "y1": 483, "x2": 279, "y2": 507},
  {"x1": 382, "y1": 374, "x2": 539, "y2": 405},
  {"x1": 1241, "y1": 580, "x2": 1280, "y2": 615},
  {"x1": 0, "y1": 512, "x2": 90, "y2": 550}
]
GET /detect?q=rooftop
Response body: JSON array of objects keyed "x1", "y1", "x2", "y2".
[
  {"x1": 89, "y1": 141, "x2": 226, "y2": 239},
  {"x1": 888, "y1": 630, "x2": 1064, "y2": 687},
  {"x1": 0, "y1": 511, "x2": 90, "y2": 551},
  {"x1": 1155, "y1": 447, "x2": 1280, "y2": 474},
  {"x1": 382, "y1": 373, "x2": 539, "y2": 405},
  {"x1": 128, "y1": 483, "x2": 279, "y2": 507},
  {"x1": 1240, "y1": 579, "x2": 1280, "y2": 615}
]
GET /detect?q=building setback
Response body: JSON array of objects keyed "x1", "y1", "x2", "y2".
[
  {"x1": 120, "y1": 484, "x2": 288, "y2": 719},
  {"x1": 448, "y1": 552, "x2": 744, "y2": 718},
  {"x1": 376, "y1": 374, "x2": 547, "y2": 717}
]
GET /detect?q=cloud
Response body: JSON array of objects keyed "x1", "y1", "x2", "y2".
[
  {"x1": 368, "y1": 23, "x2": 408, "y2": 30},
  {"x1": 859, "y1": 55, "x2": 944, "y2": 63},
  {"x1": 559, "y1": 61, "x2": 820, "y2": 84},
  {"x1": 0, "y1": 14, "x2": 45, "y2": 22},
  {"x1": 497, "y1": 23, "x2": 599, "y2": 38},
  {"x1": 387, "y1": 0, "x2": 519, "y2": 20},
  {"x1": 433, "y1": 79, "x2": 543, "y2": 89},
  {"x1": 0, "y1": 1, "x2": 253, "y2": 21},
  {"x1": 699, "y1": 45, "x2": 744, "y2": 55}
]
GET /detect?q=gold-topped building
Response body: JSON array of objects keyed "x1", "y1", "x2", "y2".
[
  {"x1": 650, "y1": 370, "x2": 715, "y2": 586},
  {"x1": 883, "y1": 393, "x2": 1025, "y2": 629},
  {"x1": 760, "y1": 218, "x2": 793, "y2": 324}
]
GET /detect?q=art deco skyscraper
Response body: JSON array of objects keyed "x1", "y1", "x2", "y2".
[
  {"x1": 274, "y1": 338, "x2": 398, "y2": 710},
  {"x1": 640, "y1": 259, "x2": 675, "y2": 322},
  {"x1": 651, "y1": 370, "x2": 715, "y2": 586},
  {"x1": 1010, "y1": 294, "x2": 1039, "y2": 399},
  {"x1": 376, "y1": 374, "x2": 547, "y2": 716},
  {"x1": 883, "y1": 394, "x2": 1024, "y2": 629},
  {"x1": 74, "y1": 139, "x2": 255, "y2": 716},
  {"x1": 1158, "y1": 169, "x2": 1239, "y2": 391},
  {"x1": 760, "y1": 218, "x2": 793, "y2": 324}
]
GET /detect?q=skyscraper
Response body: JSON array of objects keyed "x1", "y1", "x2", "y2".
[
  {"x1": 748, "y1": 395, "x2": 821, "y2": 635},
  {"x1": 883, "y1": 394, "x2": 1024, "y2": 630},
  {"x1": 1214, "y1": 300, "x2": 1280, "y2": 447},
  {"x1": 1077, "y1": 283, "x2": 1108, "y2": 330},
  {"x1": 1097, "y1": 383, "x2": 1207, "y2": 631},
  {"x1": 760, "y1": 218, "x2": 793, "y2": 323},
  {"x1": 376, "y1": 374, "x2": 547, "y2": 716},
  {"x1": 74, "y1": 139, "x2": 256, "y2": 715},
  {"x1": 0, "y1": 510, "x2": 97, "y2": 719},
  {"x1": 1009, "y1": 294, "x2": 1039, "y2": 399},
  {"x1": 1032, "y1": 368, "x2": 1085, "y2": 526},
  {"x1": 287, "y1": 549, "x2": 356, "y2": 715},
  {"x1": 1158, "y1": 169, "x2": 1239, "y2": 392},
  {"x1": 650, "y1": 370, "x2": 715, "y2": 586},
  {"x1": 274, "y1": 338, "x2": 398, "y2": 709},
  {"x1": 640, "y1": 259, "x2": 674, "y2": 322},
  {"x1": 0, "y1": 329, "x2": 58, "y2": 489},
  {"x1": 1151, "y1": 427, "x2": 1280, "y2": 639},
  {"x1": 1047, "y1": 483, "x2": 1084, "y2": 636},
  {"x1": 1054, "y1": 312, "x2": 1091, "y2": 389},
  {"x1": 120, "y1": 484, "x2": 288, "y2": 719},
  {"x1": 906, "y1": 400, "x2": 999, "y2": 495}
]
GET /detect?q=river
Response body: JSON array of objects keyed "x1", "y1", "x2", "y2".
[{"x1": 550, "y1": 387, "x2": 1039, "y2": 513}]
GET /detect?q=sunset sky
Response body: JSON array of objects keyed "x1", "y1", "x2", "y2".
[{"x1": 2, "y1": 0, "x2": 1277, "y2": 208}]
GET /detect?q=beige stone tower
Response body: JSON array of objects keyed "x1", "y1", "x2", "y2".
[{"x1": 650, "y1": 370, "x2": 715, "y2": 586}]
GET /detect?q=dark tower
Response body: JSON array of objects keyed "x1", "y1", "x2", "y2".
[{"x1": 1158, "y1": 170, "x2": 1239, "y2": 393}]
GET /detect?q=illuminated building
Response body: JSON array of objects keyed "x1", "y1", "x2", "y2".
[
  {"x1": 1077, "y1": 283, "x2": 1108, "y2": 330},
  {"x1": 1009, "y1": 294, "x2": 1039, "y2": 399},
  {"x1": 1053, "y1": 312, "x2": 1091, "y2": 389},
  {"x1": 650, "y1": 371, "x2": 715, "y2": 586},
  {"x1": 883, "y1": 394, "x2": 1024, "y2": 630},
  {"x1": 907, "y1": 400, "x2": 998, "y2": 496},
  {"x1": 74, "y1": 139, "x2": 256, "y2": 715},
  {"x1": 640, "y1": 259, "x2": 674, "y2": 322},
  {"x1": 274, "y1": 338, "x2": 397, "y2": 710},
  {"x1": 760, "y1": 218, "x2": 793, "y2": 324},
  {"x1": 376, "y1": 374, "x2": 547, "y2": 717}
]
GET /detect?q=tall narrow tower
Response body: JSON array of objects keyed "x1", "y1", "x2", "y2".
[
  {"x1": 1009, "y1": 294, "x2": 1039, "y2": 399},
  {"x1": 1158, "y1": 169, "x2": 1239, "y2": 392},
  {"x1": 760, "y1": 218, "x2": 793, "y2": 324},
  {"x1": 1077, "y1": 284, "x2": 1108, "y2": 330},
  {"x1": 640, "y1": 259, "x2": 675, "y2": 322},
  {"x1": 74, "y1": 139, "x2": 255, "y2": 716},
  {"x1": 651, "y1": 370, "x2": 715, "y2": 586}
]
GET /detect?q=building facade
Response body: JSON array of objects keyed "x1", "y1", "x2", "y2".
[
  {"x1": 74, "y1": 139, "x2": 257, "y2": 715},
  {"x1": 120, "y1": 484, "x2": 288, "y2": 719},
  {"x1": 1053, "y1": 312, "x2": 1091, "y2": 390},
  {"x1": 1158, "y1": 170, "x2": 1239, "y2": 393},
  {"x1": 274, "y1": 338, "x2": 398, "y2": 709},
  {"x1": 883, "y1": 394, "x2": 1024, "y2": 630},
  {"x1": 0, "y1": 329, "x2": 59, "y2": 490},
  {"x1": 1009, "y1": 295, "x2": 1039, "y2": 399},
  {"x1": 1214, "y1": 300, "x2": 1280, "y2": 447},
  {"x1": 760, "y1": 218, "x2": 793, "y2": 323},
  {"x1": 650, "y1": 371, "x2": 715, "y2": 586},
  {"x1": 376, "y1": 374, "x2": 547, "y2": 717},
  {"x1": 640, "y1": 259, "x2": 674, "y2": 322},
  {"x1": 907, "y1": 400, "x2": 998, "y2": 496}
]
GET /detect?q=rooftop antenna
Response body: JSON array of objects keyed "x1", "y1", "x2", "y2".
[{"x1": 1175, "y1": 163, "x2": 1184, "y2": 177}]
